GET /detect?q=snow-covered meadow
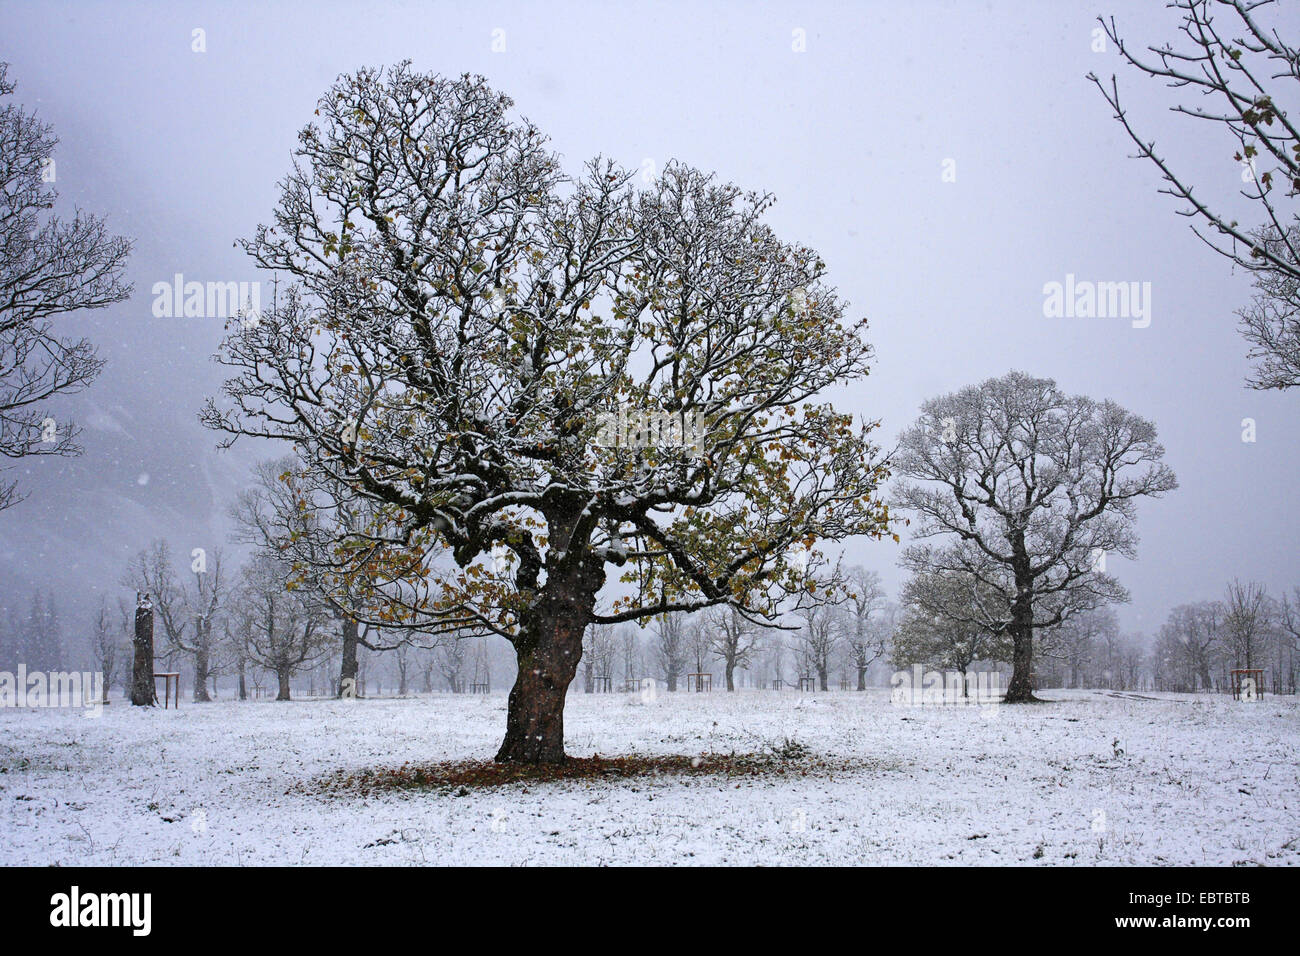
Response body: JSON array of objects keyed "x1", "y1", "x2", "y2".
[{"x1": 1, "y1": 688, "x2": 1296, "y2": 866}]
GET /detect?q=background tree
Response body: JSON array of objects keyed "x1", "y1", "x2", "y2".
[
  {"x1": 708, "y1": 604, "x2": 760, "y2": 691},
  {"x1": 618, "y1": 626, "x2": 641, "y2": 687},
  {"x1": 392, "y1": 639, "x2": 412, "y2": 695},
  {"x1": 581, "y1": 623, "x2": 617, "y2": 690},
  {"x1": 1277, "y1": 586, "x2": 1300, "y2": 693},
  {"x1": 435, "y1": 636, "x2": 467, "y2": 693},
  {"x1": 1040, "y1": 607, "x2": 1118, "y2": 689},
  {"x1": 685, "y1": 619, "x2": 712, "y2": 683},
  {"x1": 653, "y1": 614, "x2": 689, "y2": 692},
  {"x1": 121, "y1": 541, "x2": 228, "y2": 702},
  {"x1": 0, "y1": 607, "x2": 17, "y2": 671},
  {"x1": 203, "y1": 64, "x2": 892, "y2": 761},
  {"x1": 1159, "y1": 601, "x2": 1223, "y2": 691},
  {"x1": 1089, "y1": 2, "x2": 1300, "y2": 390},
  {"x1": 894, "y1": 371, "x2": 1177, "y2": 702},
  {"x1": 231, "y1": 551, "x2": 329, "y2": 700},
  {"x1": 233, "y1": 456, "x2": 386, "y2": 698},
  {"x1": 19, "y1": 589, "x2": 63, "y2": 672},
  {"x1": 1223, "y1": 579, "x2": 1276, "y2": 675},
  {"x1": 841, "y1": 566, "x2": 890, "y2": 690},
  {"x1": 894, "y1": 568, "x2": 1010, "y2": 690},
  {"x1": 1117, "y1": 634, "x2": 1149, "y2": 691},
  {"x1": 88, "y1": 596, "x2": 124, "y2": 702},
  {"x1": 794, "y1": 597, "x2": 838, "y2": 691},
  {"x1": 0, "y1": 63, "x2": 131, "y2": 510}
]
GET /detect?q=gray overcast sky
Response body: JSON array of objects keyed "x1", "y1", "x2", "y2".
[{"x1": 1, "y1": 0, "x2": 1297, "y2": 641}]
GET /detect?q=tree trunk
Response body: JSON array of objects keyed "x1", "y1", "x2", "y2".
[
  {"x1": 725, "y1": 660, "x2": 736, "y2": 692},
  {"x1": 193, "y1": 642, "x2": 212, "y2": 702},
  {"x1": 338, "y1": 617, "x2": 359, "y2": 698},
  {"x1": 818, "y1": 665, "x2": 828, "y2": 692},
  {"x1": 1005, "y1": 615, "x2": 1038, "y2": 703},
  {"x1": 856, "y1": 664, "x2": 867, "y2": 691},
  {"x1": 1004, "y1": 556, "x2": 1040, "y2": 703},
  {"x1": 667, "y1": 673, "x2": 677, "y2": 692},
  {"x1": 495, "y1": 552, "x2": 601, "y2": 764},
  {"x1": 496, "y1": 601, "x2": 589, "y2": 763},
  {"x1": 237, "y1": 656, "x2": 247, "y2": 700},
  {"x1": 130, "y1": 600, "x2": 157, "y2": 706},
  {"x1": 276, "y1": 668, "x2": 292, "y2": 701}
]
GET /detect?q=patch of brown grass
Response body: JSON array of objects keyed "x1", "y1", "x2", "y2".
[{"x1": 296, "y1": 750, "x2": 863, "y2": 797}]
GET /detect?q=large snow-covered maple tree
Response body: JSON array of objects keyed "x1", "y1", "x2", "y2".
[{"x1": 202, "y1": 64, "x2": 891, "y2": 762}]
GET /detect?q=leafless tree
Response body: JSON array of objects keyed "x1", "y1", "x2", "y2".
[
  {"x1": 1159, "y1": 601, "x2": 1224, "y2": 690},
  {"x1": 707, "y1": 605, "x2": 760, "y2": 691},
  {"x1": 1277, "y1": 586, "x2": 1300, "y2": 692},
  {"x1": 840, "y1": 566, "x2": 890, "y2": 690},
  {"x1": 121, "y1": 541, "x2": 229, "y2": 701},
  {"x1": 582, "y1": 623, "x2": 617, "y2": 690},
  {"x1": 1223, "y1": 579, "x2": 1275, "y2": 672},
  {"x1": 686, "y1": 619, "x2": 712, "y2": 680},
  {"x1": 1041, "y1": 607, "x2": 1118, "y2": 689},
  {"x1": 0, "y1": 63, "x2": 131, "y2": 511},
  {"x1": 1118, "y1": 635, "x2": 1148, "y2": 692},
  {"x1": 435, "y1": 637, "x2": 467, "y2": 693},
  {"x1": 1089, "y1": 2, "x2": 1300, "y2": 389},
  {"x1": 894, "y1": 371, "x2": 1178, "y2": 702},
  {"x1": 618, "y1": 626, "x2": 641, "y2": 685},
  {"x1": 393, "y1": 640, "x2": 411, "y2": 695},
  {"x1": 230, "y1": 456, "x2": 391, "y2": 698},
  {"x1": 794, "y1": 598, "x2": 839, "y2": 691},
  {"x1": 653, "y1": 614, "x2": 689, "y2": 692},
  {"x1": 231, "y1": 551, "x2": 330, "y2": 700},
  {"x1": 88, "y1": 596, "x2": 124, "y2": 703}
]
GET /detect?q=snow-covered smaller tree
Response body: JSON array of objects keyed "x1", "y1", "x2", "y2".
[
  {"x1": 894, "y1": 371, "x2": 1177, "y2": 702},
  {"x1": 840, "y1": 566, "x2": 889, "y2": 690},
  {"x1": 231, "y1": 552, "x2": 331, "y2": 700},
  {"x1": 894, "y1": 569, "x2": 1009, "y2": 688}
]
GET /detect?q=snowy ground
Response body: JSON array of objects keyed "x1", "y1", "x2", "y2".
[{"x1": 1, "y1": 688, "x2": 1296, "y2": 866}]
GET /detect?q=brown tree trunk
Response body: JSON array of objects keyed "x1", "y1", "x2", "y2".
[
  {"x1": 856, "y1": 664, "x2": 867, "y2": 691},
  {"x1": 237, "y1": 655, "x2": 247, "y2": 700},
  {"x1": 276, "y1": 668, "x2": 292, "y2": 701},
  {"x1": 130, "y1": 599, "x2": 157, "y2": 707},
  {"x1": 338, "y1": 617, "x2": 359, "y2": 698},
  {"x1": 725, "y1": 661, "x2": 736, "y2": 691},
  {"x1": 495, "y1": 551, "x2": 601, "y2": 764},
  {"x1": 496, "y1": 601, "x2": 589, "y2": 763},
  {"x1": 818, "y1": 665, "x2": 828, "y2": 692}
]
